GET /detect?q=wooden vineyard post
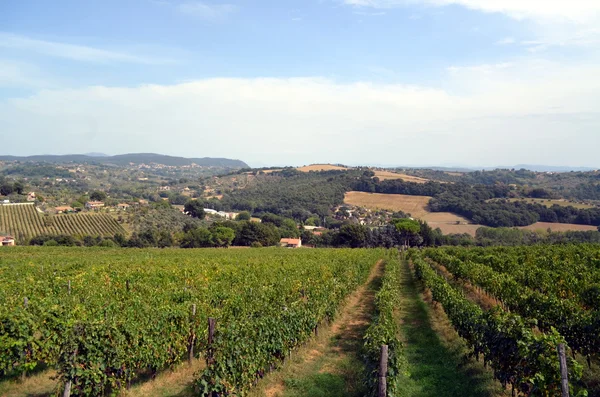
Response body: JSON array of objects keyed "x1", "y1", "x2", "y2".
[
  {"x1": 207, "y1": 317, "x2": 216, "y2": 365},
  {"x1": 378, "y1": 345, "x2": 388, "y2": 397},
  {"x1": 22, "y1": 297, "x2": 29, "y2": 381},
  {"x1": 63, "y1": 380, "x2": 72, "y2": 397},
  {"x1": 188, "y1": 304, "x2": 197, "y2": 364},
  {"x1": 558, "y1": 344, "x2": 570, "y2": 397},
  {"x1": 68, "y1": 280, "x2": 71, "y2": 295}
]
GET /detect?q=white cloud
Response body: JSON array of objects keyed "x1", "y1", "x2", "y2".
[
  {"x1": 0, "y1": 60, "x2": 56, "y2": 88},
  {"x1": 1, "y1": 58, "x2": 599, "y2": 167},
  {"x1": 177, "y1": 2, "x2": 237, "y2": 19},
  {"x1": 342, "y1": 0, "x2": 600, "y2": 52},
  {"x1": 496, "y1": 37, "x2": 515, "y2": 45},
  {"x1": 0, "y1": 33, "x2": 173, "y2": 64},
  {"x1": 341, "y1": 0, "x2": 600, "y2": 23}
]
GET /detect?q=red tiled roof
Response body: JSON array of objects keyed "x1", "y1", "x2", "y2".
[{"x1": 280, "y1": 238, "x2": 301, "y2": 245}]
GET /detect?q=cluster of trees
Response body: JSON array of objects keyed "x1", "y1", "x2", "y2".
[
  {"x1": 0, "y1": 176, "x2": 25, "y2": 196},
  {"x1": 213, "y1": 169, "x2": 364, "y2": 221},
  {"x1": 29, "y1": 234, "x2": 121, "y2": 247},
  {"x1": 459, "y1": 227, "x2": 600, "y2": 246}
]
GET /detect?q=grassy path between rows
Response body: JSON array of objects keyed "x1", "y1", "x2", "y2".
[
  {"x1": 395, "y1": 259, "x2": 506, "y2": 397},
  {"x1": 249, "y1": 259, "x2": 384, "y2": 397}
]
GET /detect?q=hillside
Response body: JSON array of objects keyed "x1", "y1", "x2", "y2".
[
  {"x1": 0, "y1": 153, "x2": 248, "y2": 168},
  {"x1": 0, "y1": 203, "x2": 125, "y2": 242}
]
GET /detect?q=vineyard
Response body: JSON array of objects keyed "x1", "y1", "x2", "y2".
[
  {"x1": 3, "y1": 244, "x2": 600, "y2": 397},
  {"x1": 0, "y1": 203, "x2": 125, "y2": 241},
  {"x1": 0, "y1": 247, "x2": 391, "y2": 396},
  {"x1": 410, "y1": 244, "x2": 600, "y2": 396}
]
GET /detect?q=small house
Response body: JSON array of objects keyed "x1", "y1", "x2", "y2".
[
  {"x1": 85, "y1": 201, "x2": 105, "y2": 210},
  {"x1": 117, "y1": 203, "x2": 130, "y2": 210},
  {"x1": 55, "y1": 206, "x2": 74, "y2": 213},
  {"x1": 1, "y1": 236, "x2": 15, "y2": 246},
  {"x1": 280, "y1": 238, "x2": 302, "y2": 248},
  {"x1": 27, "y1": 192, "x2": 36, "y2": 202}
]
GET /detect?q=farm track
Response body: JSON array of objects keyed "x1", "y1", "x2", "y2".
[
  {"x1": 397, "y1": 259, "x2": 506, "y2": 397},
  {"x1": 250, "y1": 260, "x2": 384, "y2": 397}
]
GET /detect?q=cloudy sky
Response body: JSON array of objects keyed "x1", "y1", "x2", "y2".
[{"x1": 1, "y1": 1, "x2": 599, "y2": 167}]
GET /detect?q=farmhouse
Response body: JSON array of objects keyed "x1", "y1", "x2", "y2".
[
  {"x1": 85, "y1": 201, "x2": 105, "y2": 210},
  {"x1": 55, "y1": 206, "x2": 74, "y2": 213},
  {"x1": 117, "y1": 203, "x2": 130, "y2": 210},
  {"x1": 1, "y1": 236, "x2": 15, "y2": 246},
  {"x1": 280, "y1": 238, "x2": 302, "y2": 248}
]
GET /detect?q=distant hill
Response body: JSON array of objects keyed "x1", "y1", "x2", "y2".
[
  {"x1": 391, "y1": 165, "x2": 598, "y2": 173},
  {"x1": 0, "y1": 153, "x2": 248, "y2": 168}
]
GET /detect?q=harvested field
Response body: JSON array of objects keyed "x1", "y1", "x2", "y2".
[
  {"x1": 433, "y1": 224, "x2": 482, "y2": 237},
  {"x1": 373, "y1": 170, "x2": 430, "y2": 184},
  {"x1": 344, "y1": 192, "x2": 431, "y2": 218},
  {"x1": 506, "y1": 198, "x2": 595, "y2": 209},
  {"x1": 518, "y1": 222, "x2": 598, "y2": 232},
  {"x1": 421, "y1": 212, "x2": 470, "y2": 223},
  {"x1": 297, "y1": 164, "x2": 349, "y2": 172},
  {"x1": 422, "y1": 213, "x2": 482, "y2": 236}
]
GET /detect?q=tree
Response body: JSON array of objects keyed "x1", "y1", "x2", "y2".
[
  {"x1": 236, "y1": 211, "x2": 251, "y2": 221},
  {"x1": 90, "y1": 191, "x2": 107, "y2": 201},
  {"x1": 184, "y1": 200, "x2": 205, "y2": 219},
  {"x1": 236, "y1": 221, "x2": 280, "y2": 247},
  {"x1": 335, "y1": 224, "x2": 368, "y2": 248},
  {"x1": 393, "y1": 218, "x2": 421, "y2": 247},
  {"x1": 211, "y1": 227, "x2": 235, "y2": 248},
  {"x1": 180, "y1": 227, "x2": 213, "y2": 248},
  {"x1": 0, "y1": 183, "x2": 14, "y2": 196},
  {"x1": 13, "y1": 181, "x2": 24, "y2": 195}
]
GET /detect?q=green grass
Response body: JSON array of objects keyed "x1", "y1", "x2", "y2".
[
  {"x1": 395, "y1": 260, "x2": 505, "y2": 397},
  {"x1": 282, "y1": 355, "x2": 366, "y2": 397}
]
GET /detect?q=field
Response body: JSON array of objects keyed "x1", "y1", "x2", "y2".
[
  {"x1": 297, "y1": 164, "x2": 349, "y2": 172},
  {"x1": 344, "y1": 192, "x2": 481, "y2": 235},
  {"x1": 372, "y1": 170, "x2": 430, "y2": 184},
  {"x1": 414, "y1": 245, "x2": 600, "y2": 396},
  {"x1": 518, "y1": 221, "x2": 598, "y2": 232},
  {"x1": 506, "y1": 198, "x2": 595, "y2": 209},
  {"x1": 0, "y1": 203, "x2": 125, "y2": 241},
  {"x1": 344, "y1": 191, "x2": 432, "y2": 218}
]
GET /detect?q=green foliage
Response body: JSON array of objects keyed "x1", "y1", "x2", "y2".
[
  {"x1": 236, "y1": 211, "x2": 251, "y2": 221},
  {"x1": 411, "y1": 254, "x2": 586, "y2": 396},
  {"x1": 392, "y1": 218, "x2": 420, "y2": 234},
  {"x1": 363, "y1": 254, "x2": 403, "y2": 396},
  {"x1": 0, "y1": 247, "x2": 384, "y2": 396},
  {"x1": 89, "y1": 191, "x2": 107, "y2": 201},
  {"x1": 236, "y1": 221, "x2": 281, "y2": 247},
  {"x1": 424, "y1": 245, "x2": 600, "y2": 359},
  {"x1": 180, "y1": 227, "x2": 214, "y2": 248},
  {"x1": 211, "y1": 227, "x2": 235, "y2": 248},
  {"x1": 184, "y1": 200, "x2": 205, "y2": 219}
]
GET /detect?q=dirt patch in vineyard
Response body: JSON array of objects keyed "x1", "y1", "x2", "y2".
[
  {"x1": 254, "y1": 260, "x2": 383, "y2": 397},
  {"x1": 0, "y1": 369, "x2": 57, "y2": 397},
  {"x1": 124, "y1": 358, "x2": 204, "y2": 397}
]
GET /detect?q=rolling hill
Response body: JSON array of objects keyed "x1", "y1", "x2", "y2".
[{"x1": 0, "y1": 153, "x2": 248, "y2": 168}]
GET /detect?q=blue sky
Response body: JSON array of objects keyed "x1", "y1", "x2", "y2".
[{"x1": 1, "y1": 0, "x2": 600, "y2": 167}]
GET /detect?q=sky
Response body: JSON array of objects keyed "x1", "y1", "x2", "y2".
[{"x1": 1, "y1": 1, "x2": 599, "y2": 168}]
